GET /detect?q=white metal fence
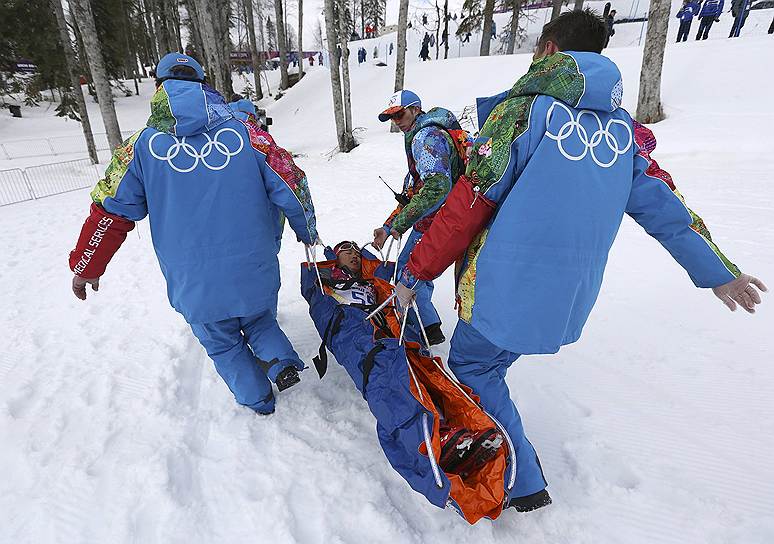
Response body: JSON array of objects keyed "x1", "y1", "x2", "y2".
[
  {"x1": 0, "y1": 130, "x2": 138, "y2": 160},
  {"x1": 0, "y1": 158, "x2": 102, "y2": 206}
]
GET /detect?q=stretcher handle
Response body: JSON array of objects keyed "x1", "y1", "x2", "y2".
[
  {"x1": 304, "y1": 241, "x2": 325, "y2": 294},
  {"x1": 361, "y1": 241, "x2": 385, "y2": 262},
  {"x1": 364, "y1": 292, "x2": 395, "y2": 321},
  {"x1": 410, "y1": 299, "x2": 435, "y2": 358},
  {"x1": 382, "y1": 234, "x2": 402, "y2": 286}
]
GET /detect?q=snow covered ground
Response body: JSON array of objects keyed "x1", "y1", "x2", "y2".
[{"x1": 1, "y1": 27, "x2": 774, "y2": 544}]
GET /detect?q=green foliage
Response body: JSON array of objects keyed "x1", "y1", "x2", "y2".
[
  {"x1": 0, "y1": 0, "x2": 69, "y2": 101},
  {"x1": 56, "y1": 90, "x2": 82, "y2": 120},
  {"x1": 457, "y1": 0, "x2": 484, "y2": 36}
]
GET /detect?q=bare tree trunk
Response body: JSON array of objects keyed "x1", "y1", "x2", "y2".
[
  {"x1": 551, "y1": 0, "x2": 563, "y2": 21},
  {"x1": 480, "y1": 0, "x2": 495, "y2": 56},
  {"x1": 193, "y1": 0, "x2": 233, "y2": 95},
  {"x1": 338, "y1": 1, "x2": 354, "y2": 138},
  {"x1": 244, "y1": 0, "x2": 264, "y2": 99},
  {"x1": 323, "y1": 0, "x2": 355, "y2": 151},
  {"x1": 184, "y1": 0, "x2": 206, "y2": 60},
  {"x1": 51, "y1": 0, "x2": 98, "y2": 163},
  {"x1": 298, "y1": 0, "x2": 305, "y2": 78},
  {"x1": 140, "y1": 0, "x2": 158, "y2": 63},
  {"x1": 69, "y1": 0, "x2": 123, "y2": 150},
  {"x1": 443, "y1": 0, "x2": 449, "y2": 59},
  {"x1": 574, "y1": 0, "x2": 584, "y2": 10},
  {"x1": 392, "y1": 0, "x2": 408, "y2": 133},
  {"x1": 217, "y1": 1, "x2": 235, "y2": 97},
  {"x1": 274, "y1": 0, "x2": 290, "y2": 89},
  {"x1": 507, "y1": 0, "x2": 521, "y2": 54},
  {"x1": 636, "y1": 0, "x2": 669, "y2": 123}
]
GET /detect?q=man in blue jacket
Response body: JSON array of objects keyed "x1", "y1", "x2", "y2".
[
  {"x1": 69, "y1": 53, "x2": 319, "y2": 415},
  {"x1": 697, "y1": 0, "x2": 725, "y2": 40},
  {"x1": 676, "y1": 0, "x2": 701, "y2": 42},
  {"x1": 396, "y1": 10, "x2": 766, "y2": 512}
]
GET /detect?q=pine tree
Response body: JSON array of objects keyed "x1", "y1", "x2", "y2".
[
  {"x1": 457, "y1": 0, "x2": 483, "y2": 38},
  {"x1": 266, "y1": 16, "x2": 277, "y2": 51}
]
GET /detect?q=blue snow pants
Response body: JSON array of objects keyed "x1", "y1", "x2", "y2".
[
  {"x1": 448, "y1": 319, "x2": 547, "y2": 499},
  {"x1": 189, "y1": 308, "x2": 304, "y2": 413},
  {"x1": 397, "y1": 229, "x2": 441, "y2": 327}
]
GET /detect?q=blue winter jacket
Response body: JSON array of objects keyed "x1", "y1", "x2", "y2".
[
  {"x1": 91, "y1": 80, "x2": 317, "y2": 323},
  {"x1": 699, "y1": 0, "x2": 725, "y2": 17},
  {"x1": 405, "y1": 52, "x2": 739, "y2": 355},
  {"x1": 677, "y1": 1, "x2": 701, "y2": 21}
]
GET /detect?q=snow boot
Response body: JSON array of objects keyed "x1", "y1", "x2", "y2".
[
  {"x1": 248, "y1": 391, "x2": 276, "y2": 415},
  {"x1": 507, "y1": 489, "x2": 552, "y2": 512},
  {"x1": 275, "y1": 366, "x2": 301, "y2": 392},
  {"x1": 424, "y1": 322, "x2": 446, "y2": 346}
]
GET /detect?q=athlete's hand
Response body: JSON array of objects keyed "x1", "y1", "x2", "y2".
[
  {"x1": 712, "y1": 273, "x2": 767, "y2": 313},
  {"x1": 373, "y1": 227, "x2": 389, "y2": 249},
  {"x1": 72, "y1": 275, "x2": 100, "y2": 300}
]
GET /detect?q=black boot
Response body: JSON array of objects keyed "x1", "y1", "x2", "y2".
[
  {"x1": 507, "y1": 489, "x2": 552, "y2": 512},
  {"x1": 275, "y1": 366, "x2": 301, "y2": 392},
  {"x1": 424, "y1": 322, "x2": 446, "y2": 346}
]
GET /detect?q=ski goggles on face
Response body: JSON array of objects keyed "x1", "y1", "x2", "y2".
[{"x1": 334, "y1": 241, "x2": 361, "y2": 255}]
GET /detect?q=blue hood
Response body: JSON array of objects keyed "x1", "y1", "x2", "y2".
[
  {"x1": 147, "y1": 80, "x2": 233, "y2": 137},
  {"x1": 477, "y1": 51, "x2": 624, "y2": 127}
]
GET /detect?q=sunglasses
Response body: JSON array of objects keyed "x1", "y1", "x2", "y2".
[{"x1": 334, "y1": 241, "x2": 361, "y2": 255}]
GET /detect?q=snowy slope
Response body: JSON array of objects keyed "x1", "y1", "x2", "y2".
[{"x1": 2, "y1": 34, "x2": 774, "y2": 543}]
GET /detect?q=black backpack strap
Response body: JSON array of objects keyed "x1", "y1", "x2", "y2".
[
  {"x1": 312, "y1": 308, "x2": 345, "y2": 379},
  {"x1": 361, "y1": 342, "x2": 386, "y2": 401}
]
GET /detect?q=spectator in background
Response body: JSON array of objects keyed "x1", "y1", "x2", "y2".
[
  {"x1": 492, "y1": 20, "x2": 497, "y2": 38},
  {"x1": 696, "y1": 0, "x2": 724, "y2": 40},
  {"x1": 729, "y1": 0, "x2": 751, "y2": 37},
  {"x1": 420, "y1": 34, "x2": 431, "y2": 61},
  {"x1": 604, "y1": 10, "x2": 616, "y2": 47},
  {"x1": 318, "y1": 51, "x2": 324, "y2": 66},
  {"x1": 390, "y1": 42, "x2": 394, "y2": 55},
  {"x1": 676, "y1": 0, "x2": 701, "y2": 42}
]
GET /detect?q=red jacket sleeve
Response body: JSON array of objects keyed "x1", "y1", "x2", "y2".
[
  {"x1": 402, "y1": 176, "x2": 496, "y2": 285},
  {"x1": 69, "y1": 203, "x2": 135, "y2": 278}
]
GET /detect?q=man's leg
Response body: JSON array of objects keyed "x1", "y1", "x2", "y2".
[
  {"x1": 696, "y1": 17, "x2": 706, "y2": 39},
  {"x1": 396, "y1": 229, "x2": 441, "y2": 327},
  {"x1": 703, "y1": 17, "x2": 714, "y2": 39},
  {"x1": 240, "y1": 310, "x2": 305, "y2": 383},
  {"x1": 447, "y1": 319, "x2": 547, "y2": 500},
  {"x1": 190, "y1": 319, "x2": 275, "y2": 413}
]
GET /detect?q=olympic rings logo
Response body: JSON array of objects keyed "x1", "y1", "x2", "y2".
[
  {"x1": 545, "y1": 101, "x2": 632, "y2": 168},
  {"x1": 148, "y1": 128, "x2": 244, "y2": 173}
]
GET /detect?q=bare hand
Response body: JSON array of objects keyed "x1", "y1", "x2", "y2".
[
  {"x1": 373, "y1": 227, "x2": 388, "y2": 249},
  {"x1": 396, "y1": 282, "x2": 416, "y2": 311},
  {"x1": 389, "y1": 228, "x2": 400, "y2": 240},
  {"x1": 72, "y1": 276, "x2": 100, "y2": 300},
  {"x1": 712, "y1": 273, "x2": 767, "y2": 313}
]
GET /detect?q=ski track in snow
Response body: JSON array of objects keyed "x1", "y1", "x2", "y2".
[{"x1": 1, "y1": 31, "x2": 774, "y2": 544}]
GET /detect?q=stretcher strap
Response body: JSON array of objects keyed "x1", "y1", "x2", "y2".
[
  {"x1": 312, "y1": 308, "x2": 345, "y2": 379},
  {"x1": 361, "y1": 342, "x2": 386, "y2": 401}
]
